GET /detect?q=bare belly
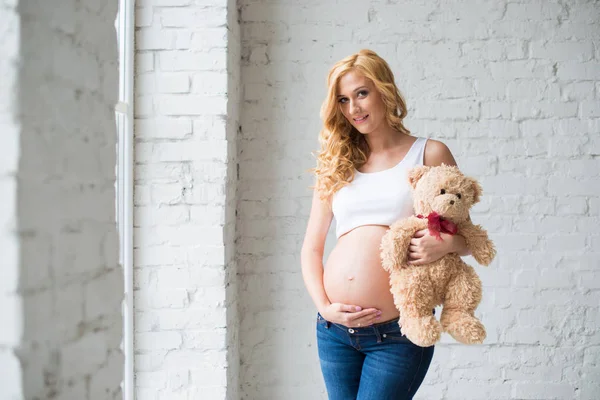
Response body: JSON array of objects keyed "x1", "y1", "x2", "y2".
[{"x1": 323, "y1": 225, "x2": 400, "y2": 322}]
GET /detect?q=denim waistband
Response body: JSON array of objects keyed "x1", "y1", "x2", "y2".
[
  {"x1": 317, "y1": 309, "x2": 435, "y2": 336},
  {"x1": 317, "y1": 312, "x2": 401, "y2": 336}
]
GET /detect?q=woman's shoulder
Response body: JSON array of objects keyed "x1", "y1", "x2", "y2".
[{"x1": 422, "y1": 138, "x2": 457, "y2": 167}]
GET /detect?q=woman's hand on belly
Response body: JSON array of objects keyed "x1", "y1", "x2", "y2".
[{"x1": 322, "y1": 303, "x2": 382, "y2": 328}]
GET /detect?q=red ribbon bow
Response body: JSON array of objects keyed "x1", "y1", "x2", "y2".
[{"x1": 416, "y1": 212, "x2": 458, "y2": 240}]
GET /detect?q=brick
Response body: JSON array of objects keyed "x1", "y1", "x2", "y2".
[
  {"x1": 561, "y1": 81, "x2": 596, "y2": 101},
  {"x1": 61, "y1": 331, "x2": 110, "y2": 380},
  {"x1": 140, "y1": 308, "x2": 227, "y2": 331},
  {"x1": 556, "y1": 197, "x2": 587, "y2": 215},
  {"x1": 191, "y1": 71, "x2": 228, "y2": 95},
  {"x1": 156, "y1": 94, "x2": 227, "y2": 116},
  {"x1": 513, "y1": 382, "x2": 575, "y2": 399},
  {"x1": 84, "y1": 269, "x2": 123, "y2": 321},
  {"x1": 413, "y1": 99, "x2": 479, "y2": 120},
  {"x1": 136, "y1": 73, "x2": 156, "y2": 94},
  {"x1": 136, "y1": 288, "x2": 189, "y2": 309},
  {"x1": 192, "y1": 116, "x2": 227, "y2": 140},
  {"x1": 135, "y1": 371, "x2": 167, "y2": 389},
  {"x1": 544, "y1": 234, "x2": 587, "y2": 252},
  {"x1": 581, "y1": 101, "x2": 600, "y2": 118},
  {"x1": 159, "y1": 50, "x2": 227, "y2": 72},
  {"x1": 135, "y1": 118, "x2": 193, "y2": 139},
  {"x1": 445, "y1": 381, "x2": 511, "y2": 399},
  {"x1": 135, "y1": 205, "x2": 190, "y2": 227},
  {"x1": 156, "y1": 73, "x2": 190, "y2": 93},
  {"x1": 507, "y1": 79, "x2": 560, "y2": 101},
  {"x1": 490, "y1": 60, "x2": 553, "y2": 80},
  {"x1": 504, "y1": 2, "x2": 544, "y2": 19},
  {"x1": 136, "y1": 7, "x2": 154, "y2": 27},
  {"x1": 160, "y1": 8, "x2": 226, "y2": 28},
  {"x1": 88, "y1": 351, "x2": 123, "y2": 399},
  {"x1": 136, "y1": 53, "x2": 155, "y2": 73},
  {"x1": 548, "y1": 178, "x2": 600, "y2": 196},
  {"x1": 480, "y1": 101, "x2": 510, "y2": 119},
  {"x1": 150, "y1": 0, "x2": 191, "y2": 5},
  {"x1": 136, "y1": 332, "x2": 183, "y2": 350},
  {"x1": 189, "y1": 367, "x2": 227, "y2": 386},
  {"x1": 530, "y1": 40, "x2": 594, "y2": 62},
  {"x1": 557, "y1": 62, "x2": 600, "y2": 80},
  {"x1": 136, "y1": 28, "x2": 176, "y2": 51},
  {"x1": 135, "y1": 94, "x2": 154, "y2": 117},
  {"x1": 590, "y1": 198, "x2": 600, "y2": 215}
]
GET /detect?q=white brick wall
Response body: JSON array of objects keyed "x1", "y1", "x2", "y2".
[
  {"x1": 0, "y1": 1, "x2": 122, "y2": 399},
  {"x1": 133, "y1": 0, "x2": 241, "y2": 398},
  {"x1": 225, "y1": 0, "x2": 242, "y2": 398},
  {"x1": 238, "y1": 1, "x2": 600, "y2": 399},
  {"x1": 0, "y1": 0, "x2": 23, "y2": 398}
]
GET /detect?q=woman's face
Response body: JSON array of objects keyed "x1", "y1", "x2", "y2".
[{"x1": 336, "y1": 70, "x2": 387, "y2": 135}]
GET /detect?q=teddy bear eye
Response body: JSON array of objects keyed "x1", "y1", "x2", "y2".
[
  {"x1": 456, "y1": 193, "x2": 461, "y2": 199},
  {"x1": 440, "y1": 189, "x2": 446, "y2": 195}
]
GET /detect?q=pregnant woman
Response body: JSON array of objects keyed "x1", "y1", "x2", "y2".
[{"x1": 301, "y1": 49, "x2": 473, "y2": 399}]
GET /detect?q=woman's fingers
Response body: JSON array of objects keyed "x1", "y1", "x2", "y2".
[
  {"x1": 413, "y1": 229, "x2": 427, "y2": 238},
  {"x1": 335, "y1": 304, "x2": 382, "y2": 326},
  {"x1": 345, "y1": 309, "x2": 376, "y2": 322},
  {"x1": 358, "y1": 308, "x2": 379, "y2": 318},
  {"x1": 360, "y1": 314, "x2": 382, "y2": 327},
  {"x1": 351, "y1": 310, "x2": 381, "y2": 325},
  {"x1": 353, "y1": 309, "x2": 379, "y2": 318},
  {"x1": 408, "y1": 247, "x2": 422, "y2": 259},
  {"x1": 408, "y1": 256, "x2": 424, "y2": 265},
  {"x1": 338, "y1": 304, "x2": 362, "y2": 312},
  {"x1": 338, "y1": 304, "x2": 379, "y2": 315}
]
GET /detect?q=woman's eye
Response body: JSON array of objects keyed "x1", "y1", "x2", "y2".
[
  {"x1": 358, "y1": 90, "x2": 368, "y2": 97},
  {"x1": 440, "y1": 189, "x2": 446, "y2": 195},
  {"x1": 456, "y1": 193, "x2": 461, "y2": 199},
  {"x1": 338, "y1": 98, "x2": 348, "y2": 104}
]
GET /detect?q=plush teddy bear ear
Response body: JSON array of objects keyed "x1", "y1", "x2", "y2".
[
  {"x1": 408, "y1": 166, "x2": 431, "y2": 189},
  {"x1": 467, "y1": 177, "x2": 483, "y2": 204}
]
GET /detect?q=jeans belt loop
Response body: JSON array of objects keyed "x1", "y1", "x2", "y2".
[{"x1": 374, "y1": 327, "x2": 382, "y2": 343}]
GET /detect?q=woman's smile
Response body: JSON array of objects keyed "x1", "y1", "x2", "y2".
[{"x1": 353, "y1": 114, "x2": 369, "y2": 124}]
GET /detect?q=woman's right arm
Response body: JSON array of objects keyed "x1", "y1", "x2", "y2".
[
  {"x1": 300, "y1": 188, "x2": 334, "y2": 315},
  {"x1": 301, "y1": 188, "x2": 381, "y2": 326}
]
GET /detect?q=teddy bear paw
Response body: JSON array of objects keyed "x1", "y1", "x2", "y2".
[
  {"x1": 443, "y1": 315, "x2": 486, "y2": 345},
  {"x1": 401, "y1": 316, "x2": 442, "y2": 347}
]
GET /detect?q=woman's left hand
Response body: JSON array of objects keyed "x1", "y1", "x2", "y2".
[{"x1": 407, "y1": 229, "x2": 460, "y2": 266}]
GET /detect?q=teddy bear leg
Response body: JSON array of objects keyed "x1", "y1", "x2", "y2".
[
  {"x1": 440, "y1": 265, "x2": 486, "y2": 344},
  {"x1": 397, "y1": 272, "x2": 441, "y2": 348}
]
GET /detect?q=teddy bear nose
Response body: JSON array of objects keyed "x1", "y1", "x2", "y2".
[{"x1": 450, "y1": 200, "x2": 455, "y2": 205}]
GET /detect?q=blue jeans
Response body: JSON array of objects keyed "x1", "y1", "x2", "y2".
[{"x1": 316, "y1": 312, "x2": 434, "y2": 400}]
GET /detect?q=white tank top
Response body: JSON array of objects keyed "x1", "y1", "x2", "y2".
[{"x1": 331, "y1": 137, "x2": 428, "y2": 239}]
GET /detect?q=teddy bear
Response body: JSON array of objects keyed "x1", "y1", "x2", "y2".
[{"x1": 379, "y1": 164, "x2": 496, "y2": 347}]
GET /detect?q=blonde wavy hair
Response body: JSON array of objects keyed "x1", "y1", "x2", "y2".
[{"x1": 310, "y1": 49, "x2": 412, "y2": 202}]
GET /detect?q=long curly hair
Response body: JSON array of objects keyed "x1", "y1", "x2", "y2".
[{"x1": 310, "y1": 49, "x2": 412, "y2": 202}]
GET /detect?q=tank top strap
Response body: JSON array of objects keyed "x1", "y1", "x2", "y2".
[{"x1": 403, "y1": 136, "x2": 428, "y2": 167}]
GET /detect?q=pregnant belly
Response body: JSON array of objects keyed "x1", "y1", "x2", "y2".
[{"x1": 323, "y1": 225, "x2": 400, "y2": 322}]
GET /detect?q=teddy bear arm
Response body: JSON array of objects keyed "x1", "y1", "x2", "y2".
[
  {"x1": 380, "y1": 217, "x2": 422, "y2": 272},
  {"x1": 460, "y1": 223, "x2": 496, "y2": 266}
]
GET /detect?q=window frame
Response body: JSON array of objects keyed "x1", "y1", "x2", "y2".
[{"x1": 115, "y1": 0, "x2": 135, "y2": 398}]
